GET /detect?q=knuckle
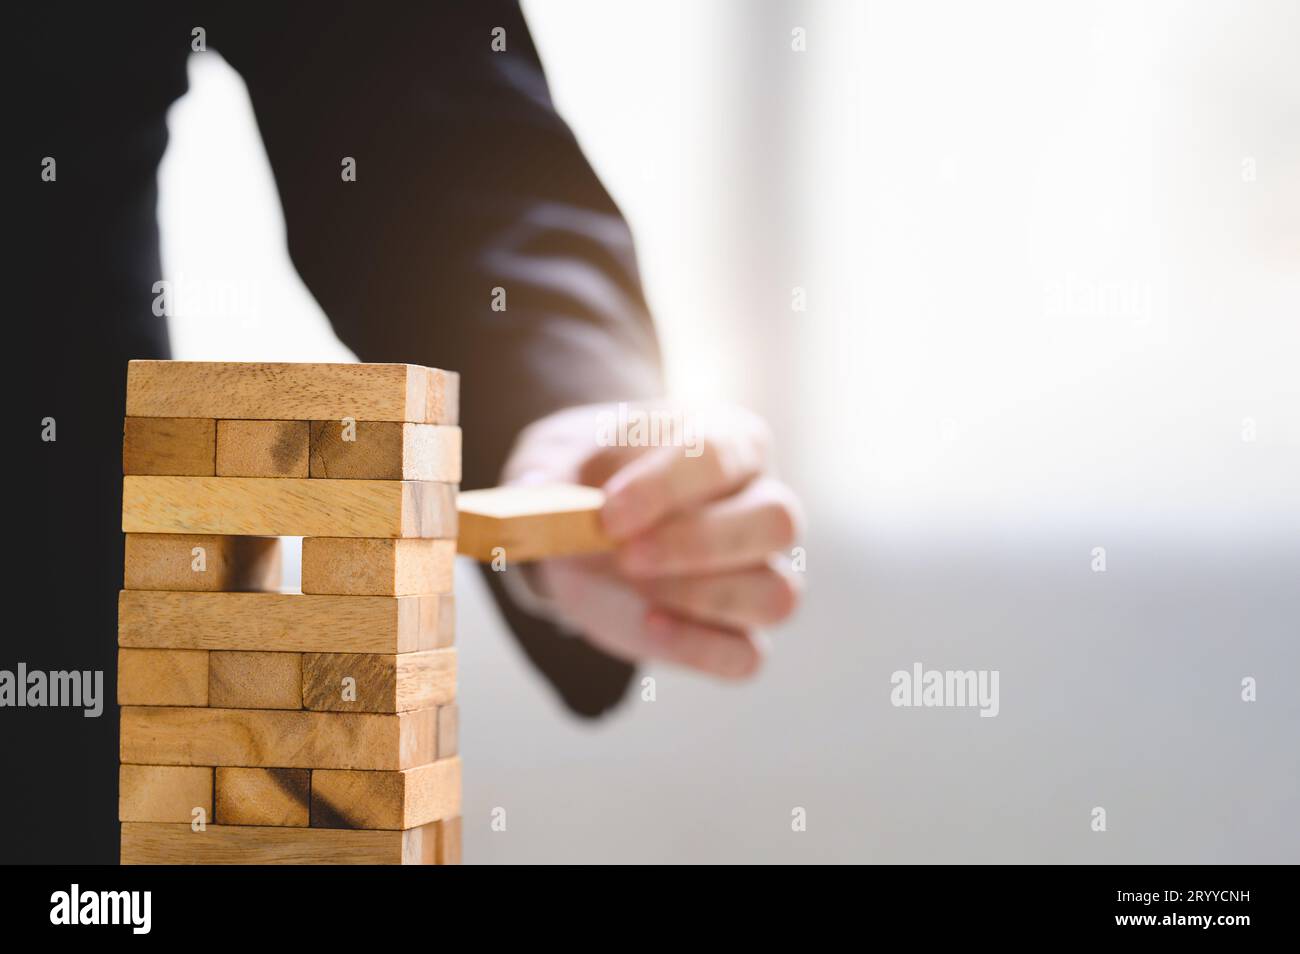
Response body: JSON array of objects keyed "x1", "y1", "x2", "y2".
[
  {"x1": 764, "y1": 488, "x2": 803, "y2": 549},
  {"x1": 698, "y1": 439, "x2": 732, "y2": 487},
  {"x1": 701, "y1": 413, "x2": 768, "y2": 488}
]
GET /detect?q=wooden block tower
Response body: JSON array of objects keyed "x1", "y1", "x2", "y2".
[{"x1": 116, "y1": 361, "x2": 462, "y2": 864}]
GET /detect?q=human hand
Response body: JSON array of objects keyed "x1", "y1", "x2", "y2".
[{"x1": 502, "y1": 403, "x2": 804, "y2": 679}]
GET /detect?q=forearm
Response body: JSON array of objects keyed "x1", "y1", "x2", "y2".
[{"x1": 220, "y1": 2, "x2": 663, "y2": 714}]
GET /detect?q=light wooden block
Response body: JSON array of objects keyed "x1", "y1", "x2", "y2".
[
  {"x1": 118, "y1": 591, "x2": 453, "y2": 654},
  {"x1": 301, "y1": 538, "x2": 455, "y2": 596},
  {"x1": 120, "y1": 821, "x2": 443, "y2": 865},
  {"x1": 119, "y1": 765, "x2": 213, "y2": 823},
  {"x1": 214, "y1": 768, "x2": 309, "y2": 827},
  {"x1": 117, "y1": 649, "x2": 208, "y2": 707},
  {"x1": 302, "y1": 649, "x2": 456, "y2": 713},
  {"x1": 216, "y1": 420, "x2": 310, "y2": 477},
  {"x1": 122, "y1": 476, "x2": 456, "y2": 538},
  {"x1": 457, "y1": 483, "x2": 612, "y2": 562},
  {"x1": 126, "y1": 361, "x2": 457, "y2": 425},
  {"x1": 122, "y1": 418, "x2": 216, "y2": 476},
  {"x1": 311, "y1": 757, "x2": 461, "y2": 830},
  {"x1": 120, "y1": 706, "x2": 437, "y2": 770},
  {"x1": 208, "y1": 651, "x2": 302, "y2": 709},
  {"x1": 309, "y1": 421, "x2": 461, "y2": 481},
  {"x1": 426, "y1": 591, "x2": 456, "y2": 650},
  {"x1": 434, "y1": 816, "x2": 462, "y2": 865},
  {"x1": 437, "y1": 703, "x2": 459, "y2": 759},
  {"x1": 123, "y1": 533, "x2": 281, "y2": 592}
]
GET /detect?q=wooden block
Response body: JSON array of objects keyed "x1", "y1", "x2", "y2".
[
  {"x1": 118, "y1": 591, "x2": 453, "y2": 654},
  {"x1": 457, "y1": 483, "x2": 612, "y2": 562},
  {"x1": 302, "y1": 649, "x2": 455, "y2": 713},
  {"x1": 301, "y1": 538, "x2": 455, "y2": 596},
  {"x1": 123, "y1": 533, "x2": 281, "y2": 592},
  {"x1": 426, "y1": 591, "x2": 456, "y2": 650},
  {"x1": 119, "y1": 765, "x2": 213, "y2": 823},
  {"x1": 117, "y1": 649, "x2": 208, "y2": 706},
  {"x1": 208, "y1": 651, "x2": 302, "y2": 709},
  {"x1": 435, "y1": 816, "x2": 462, "y2": 865},
  {"x1": 214, "y1": 768, "x2": 309, "y2": 827},
  {"x1": 437, "y1": 704, "x2": 458, "y2": 759},
  {"x1": 311, "y1": 757, "x2": 461, "y2": 830},
  {"x1": 120, "y1": 821, "x2": 442, "y2": 865},
  {"x1": 122, "y1": 476, "x2": 456, "y2": 538},
  {"x1": 216, "y1": 420, "x2": 310, "y2": 477},
  {"x1": 309, "y1": 421, "x2": 461, "y2": 481},
  {"x1": 122, "y1": 418, "x2": 215, "y2": 476},
  {"x1": 432, "y1": 371, "x2": 459, "y2": 430},
  {"x1": 120, "y1": 706, "x2": 437, "y2": 770},
  {"x1": 126, "y1": 361, "x2": 457, "y2": 424}
]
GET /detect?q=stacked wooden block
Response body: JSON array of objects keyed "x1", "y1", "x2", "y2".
[{"x1": 117, "y1": 361, "x2": 462, "y2": 865}]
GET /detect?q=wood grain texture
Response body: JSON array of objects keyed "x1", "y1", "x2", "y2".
[
  {"x1": 117, "y1": 649, "x2": 209, "y2": 707},
  {"x1": 430, "y1": 371, "x2": 459, "y2": 431},
  {"x1": 119, "y1": 765, "x2": 213, "y2": 823},
  {"x1": 457, "y1": 484, "x2": 612, "y2": 562},
  {"x1": 301, "y1": 649, "x2": 455, "y2": 713},
  {"x1": 118, "y1": 591, "x2": 453, "y2": 654},
  {"x1": 403, "y1": 821, "x2": 441, "y2": 864},
  {"x1": 208, "y1": 651, "x2": 302, "y2": 709},
  {"x1": 122, "y1": 418, "x2": 216, "y2": 476},
  {"x1": 437, "y1": 704, "x2": 459, "y2": 759},
  {"x1": 214, "y1": 768, "x2": 309, "y2": 827},
  {"x1": 309, "y1": 421, "x2": 461, "y2": 481},
  {"x1": 120, "y1": 706, "x2": 436, "y2": 770},
  {"x1": 311, "y1": 757, "x2": 461, "y2": 830},
  {"x1": 122, "y1": 476, "x2": 456, "y2": 538},
  {"x1": 123, "y1": 533, "x2": 281, "y2": 592},
  {"x1": 301, "y1": 537, "x2": 455, "y2": 596},
  {"x1": 120, "y1": 821, "x2": 444, "y2": 864},
  {"x1": 426, "y1": 591, "x2": 456, "y2": 650},
  {"x1": 434, "y1": 816, "x2": 462, "y2": 865},
  {"x1": 126, "y1": 361, "x2": 457, "y2": 424},
  {"x1": 216, "y1": 420, "x2": 310, "y2": 477}
]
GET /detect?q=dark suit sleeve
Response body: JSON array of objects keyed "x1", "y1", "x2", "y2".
[{"x1": 214, "y1": 3, "x2": 663, "y2": 716}]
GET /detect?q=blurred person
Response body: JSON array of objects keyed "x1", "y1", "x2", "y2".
[{"x1": 20, "y1": 2, "x2": 801, "y2": 862}]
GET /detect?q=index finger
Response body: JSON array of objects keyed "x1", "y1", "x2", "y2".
[{"x1": 600, "y1": 415, "x2": 769, "y2": 540}]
